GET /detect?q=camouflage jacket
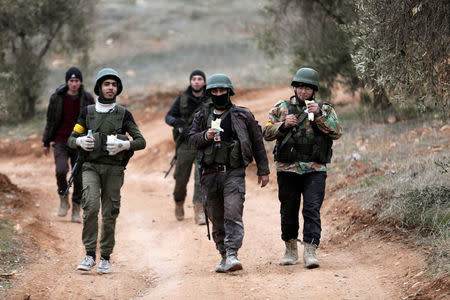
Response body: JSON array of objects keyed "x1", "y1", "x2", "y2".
[
  {"x1": 187, "y1": 103, "x2": 270, "y2": 176},
  {"x1": 263, "y1": 96, "x2": 342, "y2": 175}
]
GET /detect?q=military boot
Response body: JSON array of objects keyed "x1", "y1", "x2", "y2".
[
  {"x1": 303, "y1": 242, "x2": 319, "y2": 269},
  {"x1": 215, "y1": 252, "x2": 227, "y2": 273},
  {"x1": 175, "y1": 201, "x2": 184, "y2": 221},
  {"x1": 194, "y1": 203, "x2": 206, "y2": 225},
  {"x1": 224, "y1": 249, "x2": 242, "y2": 272},
  {"x1": 57, "y1": 194, "x2": 70, "y2": 217},
  {"x1": 71, "y1": 202, "x2": 81, "y2": 223},
  {"x1": 281, "y1": 239, "x2": 298, "y2": 265}
]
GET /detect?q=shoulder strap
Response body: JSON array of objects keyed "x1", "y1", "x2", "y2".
[
  {"x1": 205, "y1": 106, "x2": 231, "y2": 129},
  {"x1": 87, "y1": 105, "x2": 97, "y2": 131},
  {"x1": 179, "y1": 93, "x2": 189, "y2": 117},
  {"x1": 115, "y1": 105, "x2": 126, "y2": 134},
  {"x1": 287, "y1": 100, "x2": 300, "y2": 116}
]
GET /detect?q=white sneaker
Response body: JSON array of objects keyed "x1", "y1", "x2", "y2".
[
  {"x1": 77, "y1": 255, "x2": 95, "y2": 271},
  {"x1": 97, "y1": 258, "x2": 111, "y2": 274}
]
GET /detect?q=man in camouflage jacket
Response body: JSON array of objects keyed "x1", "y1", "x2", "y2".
[{"x1": 263, "y1": 67, "x2": 342, "y2": 268}]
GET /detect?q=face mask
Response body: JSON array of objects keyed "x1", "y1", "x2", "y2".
[{"x1": 211, "y1": 93, "x2": 230, "y2": 109}]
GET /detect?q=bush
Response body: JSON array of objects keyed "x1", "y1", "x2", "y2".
[{"x1": 398, "y1": 186, "x2": 450, "y2": 236}]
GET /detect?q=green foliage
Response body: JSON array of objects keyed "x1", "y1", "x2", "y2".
[
  {"x1": 258, "y1": 0, "x2": 449, "y2": 117},
  {"x1": 0, "y1": 0, "x2": 95, "y2": 122},
  {"x1": 398, "y1": 186, "x2": 449, "y2": 237},
  {"x1": 349, "y1": 0, "x2": 449, "y2": 116},
  {"x1": 257, "y1": 0, "x2": 360, "y2": 99}
]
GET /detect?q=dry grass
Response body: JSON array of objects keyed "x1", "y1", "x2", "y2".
[{"x1": 330, "y1": 114, "x2": 450, "y2": 275}]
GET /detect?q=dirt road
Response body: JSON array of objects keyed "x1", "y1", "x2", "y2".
[{"x1": 1, "y1": 88, "x2": 424, "y2": 299}]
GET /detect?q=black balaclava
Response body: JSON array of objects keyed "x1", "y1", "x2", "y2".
[
  {"x1": 211, "y1": 90, "x2": 231, "y2": 110},
  {"x1": 97, "y1": 76, "x2": 117, "y2": 104}
]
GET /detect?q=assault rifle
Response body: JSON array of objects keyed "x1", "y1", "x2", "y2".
[
  {"x1": 63, "y1": 156, "x2": 82, "y2": 197},
  {"x1": 164, "y1": 155, "x2": 177, "y2": 178}
]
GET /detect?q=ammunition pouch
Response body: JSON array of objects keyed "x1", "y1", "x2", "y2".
[
  {"x1": 229, "y1": 139, "x2": 244, "y2": 169},
  {"x1": 275, "y1": 132, "x2": 332, "y2": 164},
  {"x1": 87, "y1": 132, "x2": 107, "y2": 160},
  {"x1": 202, "y1": 143, "x2": 216, "y2": 166},
  {"x1": 202, "y1": 139, "x2": 243, "y2": 168},
  {"x1": 312, "y1": 135, "x2": 332, "y2": 164},
  {"x1": 117, "y1": 134, "x2": 134, "y2": 167}
]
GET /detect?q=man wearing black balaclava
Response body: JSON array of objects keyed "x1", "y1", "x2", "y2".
[{"x1": 187, "y1": 73, "x2": 270, "y2": 273}]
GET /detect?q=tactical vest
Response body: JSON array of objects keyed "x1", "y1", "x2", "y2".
[
  {"x1": 275, "y1": 100, "x2": 333, "y2": 164},
  {"x1": 172, "y1": 93, "x2": 200, "y2": 146},
  {"x1": 202, "y1": 107, "x2": 244, "y2": 168},
  {"x1": 84, "y1": 104, "x2": 133, "y2": 166}
]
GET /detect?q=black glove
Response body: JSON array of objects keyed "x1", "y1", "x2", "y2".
[{"x1": 174, "y1": 119, "x2": 186, "y2": 128}]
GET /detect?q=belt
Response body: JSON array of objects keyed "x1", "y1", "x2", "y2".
[{"x1": 203, "y1": 164, "x2": 230, "y2": 173}]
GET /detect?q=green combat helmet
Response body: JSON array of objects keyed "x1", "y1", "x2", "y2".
[
  {"x1": 206, "y1": 74, "x2": 235, "y2": 96},
  {"x1": 94, "y1": 68, "x2": 123, "y2": 96},
  {"x1": 291, "y1": 68, "x2": 319, "y2": 91}
]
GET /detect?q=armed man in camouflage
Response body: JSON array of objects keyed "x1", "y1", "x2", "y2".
[
  {"x1": 165, "y1": 70, "x2": 208, "y2": 224},
  {"x1": 263, "y1": 67, "x2": 342, "y2": 268},
  {"x1": 42, "y1": 67, "x2": 94, "y2": 223},
  {"x1": 68, "y1": 68, "x2": 146, "y2": 274},
  {"x1": 188, "y1": 74, "x2": 270, "y2": 273}
]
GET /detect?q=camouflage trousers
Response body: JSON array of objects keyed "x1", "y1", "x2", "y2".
[
  {"x1": 81, "y1": 162, "x2": 124, "y2": 257},
  {"x1": 201, "y1": 167, "x2": 246, "y2": 254},
  {"x1": 173, "y1": 142, "x2": 201, "y2": 204}
]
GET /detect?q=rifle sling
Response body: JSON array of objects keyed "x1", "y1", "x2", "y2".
[{"x1": 278, "y1": 111, "x2": 308, "y2": 151}]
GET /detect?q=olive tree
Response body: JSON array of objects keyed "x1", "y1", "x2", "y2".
[
  {"x1": 350, "y1": 0, "x2": 449, "y2": 115},
  {"x1": 257, "y1": 0, "x2": 360, "y2": 100},
  {"x1": 258, "y1": 0, "x2": 449, "y2": 116},
  {"x1": 0, "y1": 0, "x2": 95, "y2": 121}
]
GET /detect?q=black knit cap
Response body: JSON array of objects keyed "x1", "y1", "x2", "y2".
[
  {"x1": 65, "y1": 67, "x2": 83, "y2": 82},
  {"x1": 189, "y1": 69, "x2": 206, "y2": 82}
]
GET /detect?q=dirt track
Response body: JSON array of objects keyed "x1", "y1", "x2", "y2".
[{"x1": 1, "y1": 88, "x2": 425, "y2": 299}]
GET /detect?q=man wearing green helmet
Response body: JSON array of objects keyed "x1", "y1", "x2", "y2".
[
  {"x1": 188, "y1": 73, "x2": 270, "y2": 273},
  {"x1": 263, "y1": 67, "x2": 342, "y2": 269},
  {"x1": 68, "y1": 68, "x2": 146, "y2": 274}
]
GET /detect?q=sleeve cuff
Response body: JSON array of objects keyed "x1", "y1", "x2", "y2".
[{"x1": 278, "y1": 122, "x2": 288, "y2": 133}]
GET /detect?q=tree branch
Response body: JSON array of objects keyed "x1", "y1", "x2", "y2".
[
  {"x1": 38, "y1": 20, "x2": 64, "y2": 60},
  {"x1": 314, "y1": 0, "x2": 346, "y2": 25}
]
